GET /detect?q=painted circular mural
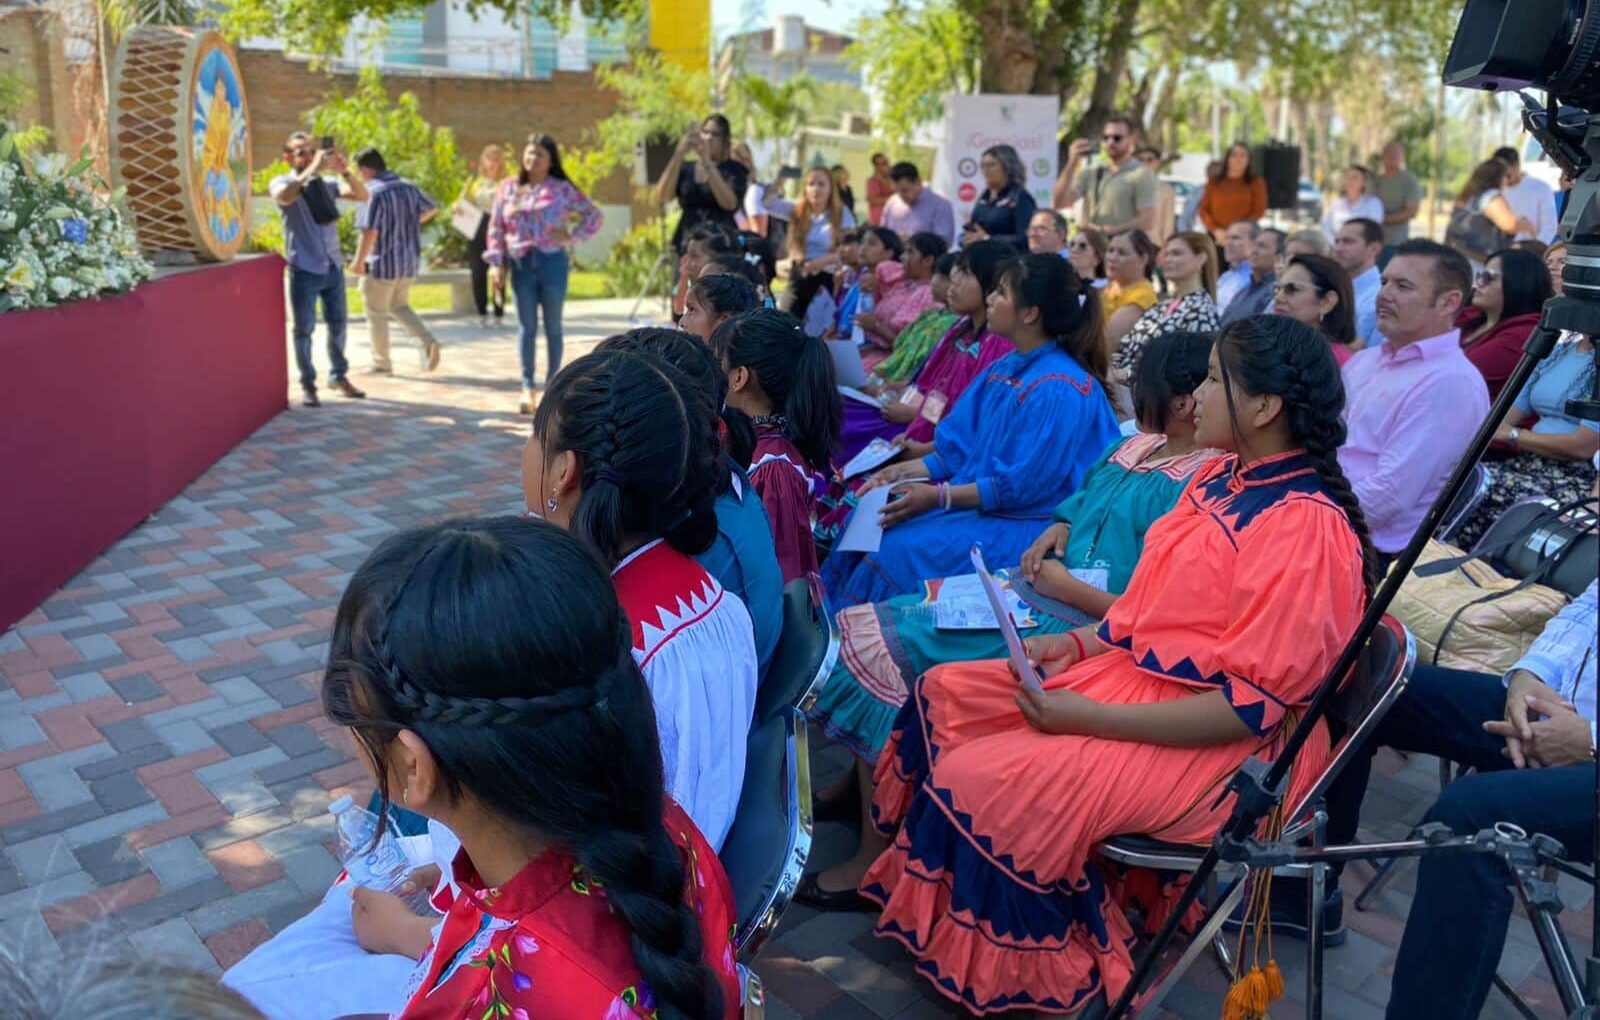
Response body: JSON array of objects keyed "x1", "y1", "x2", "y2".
[{"x1": 189, "y1": 37, "x2": 250, "y2": 257}]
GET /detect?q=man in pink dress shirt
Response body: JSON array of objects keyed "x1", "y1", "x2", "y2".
[{"x1": 1339, "y1": 239, "x2": 1490, "y2": 559}]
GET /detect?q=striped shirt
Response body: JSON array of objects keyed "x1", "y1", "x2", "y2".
[{"x1": 356, "y1": 171, "x2": 434, "y2": 279}]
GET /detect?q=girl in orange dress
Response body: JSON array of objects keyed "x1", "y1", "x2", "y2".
[{"x1": 859, "y1": 316, "x2": 1380, "y2": 1015}]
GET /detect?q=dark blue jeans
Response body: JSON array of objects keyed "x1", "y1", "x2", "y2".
[
  {"x1": 1324, "y1": 664, "x2": 1596, "y2": 1019},
  {"x1": 508, "y1": 249, "x2": 569, "y2": 388},
  {"x1": 288, "y1": 263, "x2": 349, "y2": 388}
]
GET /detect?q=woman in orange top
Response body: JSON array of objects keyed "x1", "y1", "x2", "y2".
[
  {"x1": 858, "y1": 315, "x2": 1376, "y2": 1015},
  {"x1": 1199, "y1": 142, "x2": 1268, "y2": 241}
]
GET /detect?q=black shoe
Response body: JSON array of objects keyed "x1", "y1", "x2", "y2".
[
  {"x1": 1222, "y1": 885, "x2": 1346, "y2": 947},
  {"x1": 302, "y1": 387, "x2": 321, "y2": 407},
  {"x1": 813, "y1": 782, "x2": 861, "y2": 825},
  {"x1": 332, "y1": 378, "x2": 366, "y2": 399},
  {"x1": 794, "y1": 873, "x2": 876, "y2": 913}
]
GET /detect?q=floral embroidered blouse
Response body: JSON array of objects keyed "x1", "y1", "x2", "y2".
[
  {"x1": 395, "y1": 800, "x2": 742, "y2": 1019},
  {"x1": 486, "y1": 177, "x2": 603, "y2": 265}
]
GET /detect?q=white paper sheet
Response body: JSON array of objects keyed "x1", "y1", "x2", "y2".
[
  {"x1": 970, "y1": 546, "x2": 1045, "y2": 693},
  {"x1": 932, "y1": 573, "x2": 1036, "y2": 631},
  {"x1": 840, "y1": 437, "x2": 900, "y2": 480},
  {"x1": 836, "y1": 485, "x2": 891, "y2": 552},
  {"x1": 838, "y1": 385, "x2": 885, "y2": 407},
  {"x1": 826, "y1": 339, "x2": 869, "y2": 388}
]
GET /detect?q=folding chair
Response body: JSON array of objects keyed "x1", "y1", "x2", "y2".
[
  {"x1": 754, "y1": 573, "x2": 840, "y2": 724},
  {"x1": 1436, "y1": 462, "x2": 1492, "y2": 542},
  {"x1": 1090, "y1": 615, "x2": 1417, "y2": 1019},
  {"x1": 719, "y1": 704, "x2": 814, "y2": 961}
]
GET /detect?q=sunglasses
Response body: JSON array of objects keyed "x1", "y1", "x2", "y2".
[
  {"x1": 1274, "y1": 281, "x2": 1319, "y2": 297},
  {"x1": 1102, "y1": 133, "x2": 1126, "y2": 143},
  {"x1": 1476, "y1": 269, "x2": 1501, "y2": 286},
  {"x1": 1067, "y1": 240, "x2": 1092, "y2": 250}
]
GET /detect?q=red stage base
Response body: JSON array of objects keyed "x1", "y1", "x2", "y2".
[{"x1": 0, "y1": 255, "x2": 288, "y2": 632}]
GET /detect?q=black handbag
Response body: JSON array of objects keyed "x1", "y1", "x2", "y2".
[
  {"x1": 302, "y1": 177, "x2": 342, "y2": 226},
  {"x1": 1444, "y1": 204, "x2": 1510, "y2": 264},
  {"x1": 1471, "y1": 496, "x2": 1599, "y2": 598}
]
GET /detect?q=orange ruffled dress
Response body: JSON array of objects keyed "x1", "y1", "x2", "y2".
[{"x1": 860, "y1": 451, "x2": 1365, "y2": 1015}]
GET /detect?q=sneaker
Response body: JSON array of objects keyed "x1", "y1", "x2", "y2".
[
  {"x1": 518, "y1": 387, "x2": 537, "y2": 415},
  {"x1": 366, "y1": 365, "x2": 393, "y2": 375},
  {"x1": 1222, "y1": 884, "x2": 1346, "y2": 948}
]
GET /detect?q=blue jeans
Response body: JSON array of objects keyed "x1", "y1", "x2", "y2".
[
  {"x1": 508, "y1": 249, "x2": 569, "y2": 388},
  {"x1": 288, "y1": 263, "x2": 349, "y2": 388},
  {"x1": 1324, "y1": 664, "x2": 1596, "y2": 1019}
]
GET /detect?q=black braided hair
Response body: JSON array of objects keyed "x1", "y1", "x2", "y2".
[
  {"x1": 690, "y1": 272, "x2": 761, "y2": 318},
  {"x1": 711, "y1": 307, "x2": 842, "y2": 473},
  {"x1": 1214, "y1": 316, "x2": 1380, "y2": 597},
  {"x1": 533, "y1": 350, "x2": 725, "y2": 564},
  {"x1": 323, "y1": 518, "x2": 725, "y2": 1020},
  {"x1": 596, "y1": 327, "x2": 756, "y2": 470},
  {"x1": 1130, "y1": 329, "x2": 1213, "y2": 433},
  {"x1": 995, "y1": 253, "x2": 1109, "y2": 390}
]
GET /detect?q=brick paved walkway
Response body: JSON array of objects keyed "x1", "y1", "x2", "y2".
[{"x1": 0, "y1": 301, "x2": 1587, "y2": 1018}]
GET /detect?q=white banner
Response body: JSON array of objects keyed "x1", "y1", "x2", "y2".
[{"x1": 935, "y1": 94, "x2": 1060, "y2": 235}]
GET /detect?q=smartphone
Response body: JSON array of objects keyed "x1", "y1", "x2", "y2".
[
  {"x1": 320, "y1": 136, "x2": 335, "y2": 151},
  {"x1": 777, "y1": 165, "x2": 802, "y2": 181},
  {"x1": 1085, "y1": 141, "x2": 1101, "y2": 157}
]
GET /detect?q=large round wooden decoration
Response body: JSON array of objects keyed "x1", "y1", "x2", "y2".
[{"x1": 109, "y1": 28, "x2": 251, "y2": 262}]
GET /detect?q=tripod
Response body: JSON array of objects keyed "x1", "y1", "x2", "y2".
[
  {"x1": 629, "y1": 207, "x2": 674, "y2": 323},
  {"x1": 1101, "y1": 95, "x2": 1600, "y2": 1020}
]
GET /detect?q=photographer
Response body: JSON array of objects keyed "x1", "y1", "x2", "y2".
[
  {"x1": 651, "y1": 114, "x2": 748, "y2": 257},
  {"x1": 1052, "y1": 114, "x2": 1158, "y2": 236},
  {"x1": 270, "y1": 131, "x2": 369, "y2": 407}
]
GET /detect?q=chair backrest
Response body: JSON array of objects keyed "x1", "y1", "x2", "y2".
[
  {"x1": 718, "y1": 706, "x2": 813, "y2": 961},
  {"x1": 753, "y1": 574, "x2": 839, "y2": 723},
  {"x1": 1284, "y1": 615, "x2": 1416, "y2": 831},
  {"x1": 1436, "y1": 463, "x2": 1491, "y2": 541}
]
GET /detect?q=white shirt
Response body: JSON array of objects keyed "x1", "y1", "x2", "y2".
[
  {"x1": 1498, "y1": 175, "x2": 1560, "y2": 243},
  {"x1": 1323, "y1": 194, "x2": 1386, "y2": 241}
]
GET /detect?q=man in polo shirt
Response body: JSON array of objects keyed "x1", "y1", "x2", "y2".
[
  {"x1": 351, "y1": 148, "x2": 442, "y2": 374},
  {"x1": 270, "y1": 132, "x2": 369, "y2": 407},
  {"x1": 1333, "y1": 217, "x2": 1385, "y2": 347},
  {"x1": 1339, "y1": 240, "x2": 1489, "y2": 565},
  {"x1": 881, "y1": 162, "x2": 956, "y2": 247},
  {"x1": 1052, "y1": 113, "x2": 1157, "y2": 236}
]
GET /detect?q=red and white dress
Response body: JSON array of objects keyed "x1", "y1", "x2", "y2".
[{"x1": 612, "y1": 539, "x2": 759, "y2": 851}]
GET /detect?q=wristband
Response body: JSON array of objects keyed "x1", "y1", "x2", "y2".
[{"x1": 1068, "y1": 631, "x2": 1087, "y2": 662}]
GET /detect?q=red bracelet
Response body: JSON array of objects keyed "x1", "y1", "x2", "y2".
[{"x1": 1068, "y1": 631, "x2": 1087, "y2": 662}]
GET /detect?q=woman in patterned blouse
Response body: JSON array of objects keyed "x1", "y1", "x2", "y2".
[
  {"x1": 325, "y1": 518, "x2": 742, "y2": 1019},
  {"x1": 1113, "y1": 230, "x2": 1221, "y2": 386},
  {"x1": 487, "y1": 133, "x2": 603, "y2": 415}
]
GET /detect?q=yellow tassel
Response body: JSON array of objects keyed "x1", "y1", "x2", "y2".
[
  {"x1": 1263, "y1": 958, "x2": 1285, "y2": 1002},
  {"x1": 1221, "y1": 966, "x2": 1272, "y2": 1020}
]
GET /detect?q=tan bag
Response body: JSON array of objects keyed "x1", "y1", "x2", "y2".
[{"x1": 1389, "y1": 538, "x2": 1571, "y2": 675}]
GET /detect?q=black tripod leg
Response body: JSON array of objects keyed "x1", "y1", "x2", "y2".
[{"x1": 1491, "y1": 973, "x2": 1545, "y2": 1020}]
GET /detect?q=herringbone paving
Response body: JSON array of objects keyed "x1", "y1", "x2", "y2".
[{"x1": 0, "y1": 301, "x2": 1584, "y2": 1017}]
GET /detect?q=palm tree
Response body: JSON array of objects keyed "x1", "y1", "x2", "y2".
[{"x1": 732, "y1": 72, "x2": 817, "y2": 168}]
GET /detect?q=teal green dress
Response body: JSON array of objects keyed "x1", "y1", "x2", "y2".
[{"x1": 807, "y1": 433, "x2": 1220, "y2": 763}]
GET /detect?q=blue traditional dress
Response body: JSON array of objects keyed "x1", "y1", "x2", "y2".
[
  {"x1": 808, "y1": 433, "x2": 1219, "y2": 763},
  {"x1": 821, "y1": 341, "x2": 1119, "y2": 608}
]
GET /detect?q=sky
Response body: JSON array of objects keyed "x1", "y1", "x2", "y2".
[{"x1": 710, "y1": 0, "x2": 872, "y2": 39}]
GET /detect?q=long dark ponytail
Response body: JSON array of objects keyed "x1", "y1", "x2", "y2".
[
  {"x1": 596, "y1": 326, "x2": 756, "y2": 470},
  {"x1": 711, "y1": 308, "x2": 841, "y2": 473},
  {"x1": 996, "y1": 253, "x2": 1109, "y2": 390},
  {"x1": 534, "y1": 350, "x2": 725, "y2": 563},
  {"x1": 324, "y1": 518, "x2": 725, "y2": 1020},
  {"x1": 1215, "y1": 316, "x2": 1380, "y2": 597}
]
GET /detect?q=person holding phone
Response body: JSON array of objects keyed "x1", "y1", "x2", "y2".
[
  {"x1": 854, "y1": 316, "x2": 1374, "y2": 1014},
  {"x1": 652, "y1": 114, "x2": 748, "y2": 257},
  {"x1": 270, "y1": 130, "x2": 369, "y2": 407},
  {"x1": 1053, "y1": 113, "x2": 1158, "y2": 236}
]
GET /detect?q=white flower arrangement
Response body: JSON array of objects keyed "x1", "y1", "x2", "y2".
[{"x1": 0, "y1": 130, "x2": 153, "y2": 313}]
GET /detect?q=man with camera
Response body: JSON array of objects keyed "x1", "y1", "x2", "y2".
[
  {"x1": 270, "y1": 132, "x2": 368, "y2": 408},
  {"x1": 1051, "y1": 114, "x2": 1157, "y2": 236}
]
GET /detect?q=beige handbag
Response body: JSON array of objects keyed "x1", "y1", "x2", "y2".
[{"x1": 1389, "y1": 538, "x2": 1573, "y2": 675}]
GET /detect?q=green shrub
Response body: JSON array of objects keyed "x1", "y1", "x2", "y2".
[{"x1": 600, "y1": 212, "x2": 678, "y2": 298}]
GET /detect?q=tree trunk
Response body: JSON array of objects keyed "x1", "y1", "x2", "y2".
[
  {"x1": 1066, "y1": 0, "x2": 1142, "y2": 144},
  {"x1": 972, "y1": 0, "x2": 1041, "y2": 94},
  {"x1": 1146, "y1": 64, "x2": 1181, "y2": 157}
]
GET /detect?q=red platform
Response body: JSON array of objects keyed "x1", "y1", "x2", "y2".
[{"x1": 0, "y1": 255, "x2": 287, "y2": 631}]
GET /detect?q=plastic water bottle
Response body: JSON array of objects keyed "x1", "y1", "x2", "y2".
[{"x1": 329, "y1": 795, "x2": 411, "y2": 894}]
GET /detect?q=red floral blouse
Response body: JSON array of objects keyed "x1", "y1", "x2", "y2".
[{"x1": 396, "y1": 800, "x2": 742, "y2": 1019}]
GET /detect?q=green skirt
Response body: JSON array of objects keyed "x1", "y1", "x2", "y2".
[{"x1": 807, "y1": 582, "x2": 1093, "y2": 764}]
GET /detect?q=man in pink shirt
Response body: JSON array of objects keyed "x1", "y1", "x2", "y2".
[{"x1": 1339, "y1": 239, "x2": 1489, "y2": 559}]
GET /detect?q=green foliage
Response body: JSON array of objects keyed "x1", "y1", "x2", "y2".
[
  {"x1": 598, "y1": 212, "x2": 678, "y2": 298},
  {"x1": 847, "y1": 0, "x2": 980, "y2": 147},
  {"x1": 0, "y1": 74, "x2": 50, "y2": 156},
  {"x1": 725, "y1": 74, "x2": 817, "y2": 164},
  {"x1": 220, "y1": 0, "x2": 642, "y2": 62}
]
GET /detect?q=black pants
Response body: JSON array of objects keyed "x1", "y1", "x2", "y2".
[
  {"x1": 1324, "y1": 664, "x2": 1596, "y2": 1019},
  {"x1": 465, "y1": 216, "x2": 503, "y2": 319}
]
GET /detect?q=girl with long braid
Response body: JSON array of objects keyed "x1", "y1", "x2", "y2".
[
  {"x1": 322, "y1": 518, "x2": 740, "y2": 1018},
  {"x1": 856, "y1": 315, "x2": 1375, "y2": 1015}
]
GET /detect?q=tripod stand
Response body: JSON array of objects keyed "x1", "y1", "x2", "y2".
[
  {"x1": 1101, "y1": 95, "x2": 1600, "y2": 1020},
  {"x1": 628, "y1": 207, "x2": 674, "y2": 323}
]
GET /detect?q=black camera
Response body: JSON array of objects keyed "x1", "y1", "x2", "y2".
[{"x1": 1443, "y1": 0, "x2": 1600, "y2": 106}]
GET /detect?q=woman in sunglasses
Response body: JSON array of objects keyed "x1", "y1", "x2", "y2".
[
  {"x1": 1457, "y1": 246, "x2": 1555, "y2": 401},
  {"x1": 1272, "y1": 252, "x2": 1358, "y2": 365}
]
